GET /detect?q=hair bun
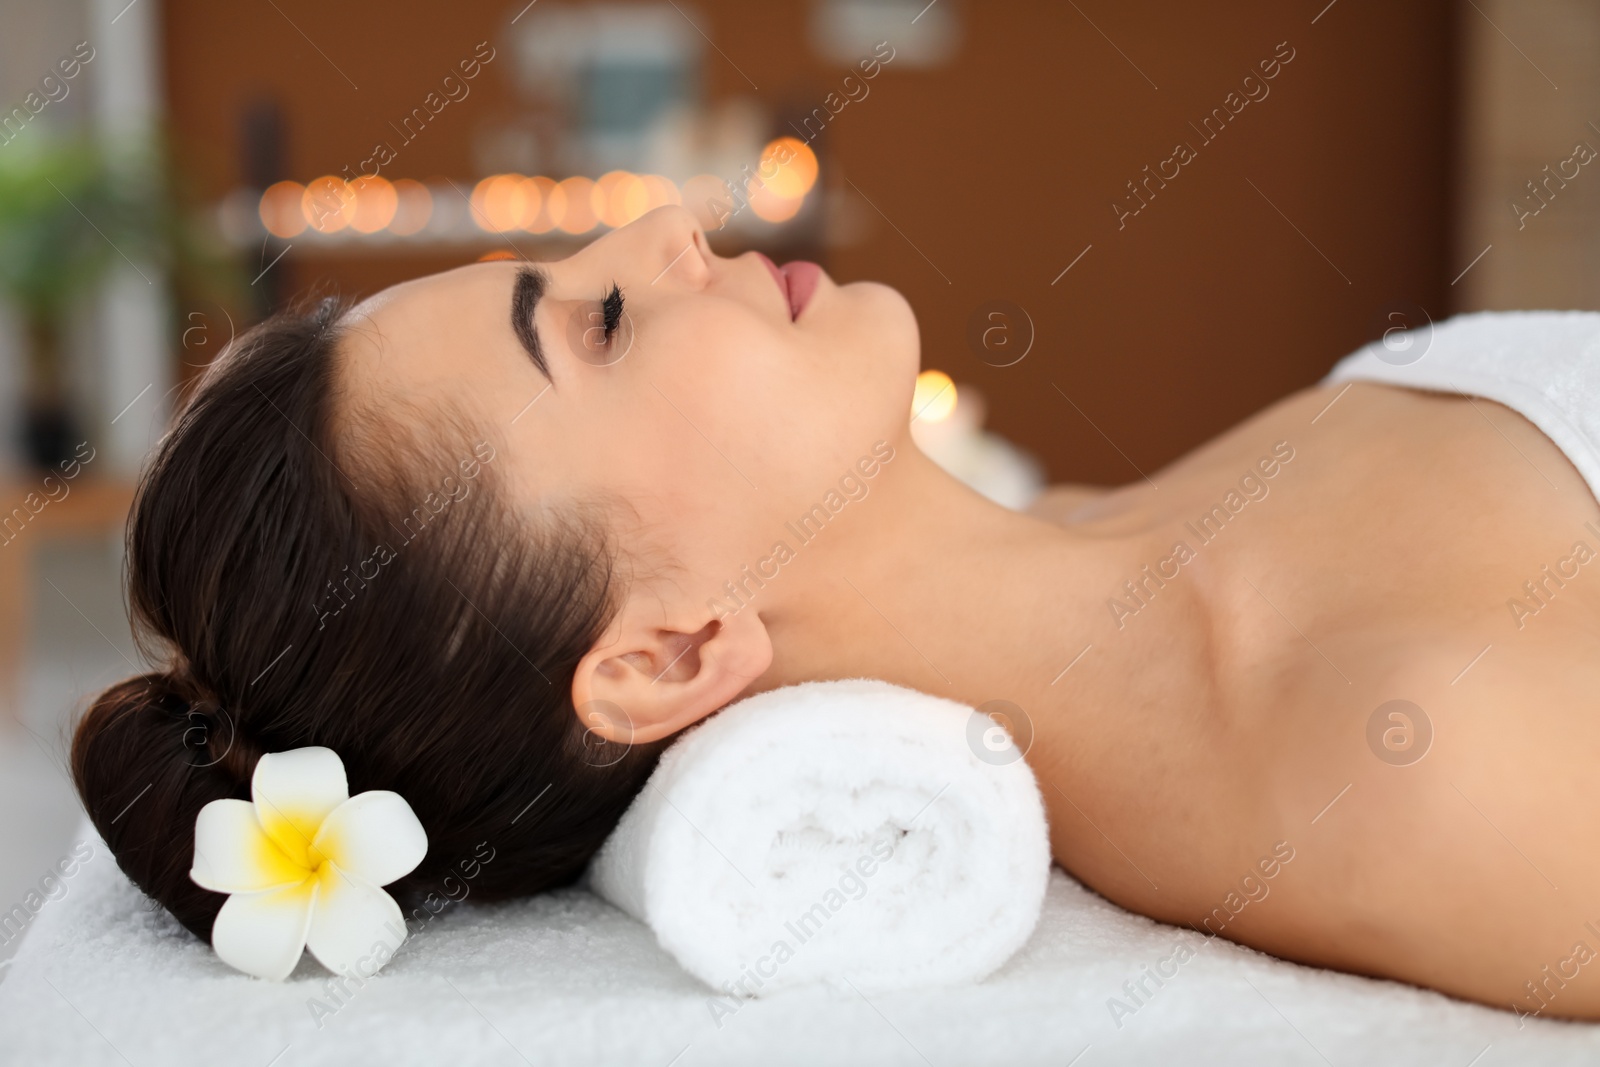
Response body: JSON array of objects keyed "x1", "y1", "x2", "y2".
[
  {"x1": 160, "y1": 664, "x2": 261, "y2": 785},
  {"x1": 71, "y1": 671, "x2": 260, "y2": 939}
]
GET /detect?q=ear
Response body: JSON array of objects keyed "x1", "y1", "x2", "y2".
[{"x1": 570, "y1": 594, "x2": 772, "y2": 746}]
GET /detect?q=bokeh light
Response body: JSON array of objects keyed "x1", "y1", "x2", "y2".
[
  {"x1": 259, "y1": 180, "x2": 306, "y2": 238},
  {"x1": 348, "y1": 176, "x2": 398, "y2": 234},
  {"x1": 522, "y1": 176, "x2": 559, "y2": 233},
  {"x1": 641, "y1": 174, "x2": 682, "y2": 211},
  {"x1": 750, "y1": 183, "x2": 805, "y2": 223},
  {"x1": 555, "y1": 176, "x2": 599, "y2": 234},
  {"x1": 912, "y1": 370, "x2": 958, "y2": 422},
  {"x1": 472, "y1": 174, "x2": 542, "y2": 233},
  {"x1": 388, "y1": 179, "x2": 432, "y2": 236},
  {"x1": 514, "y1": 176, "x2": 544, "y2": 230},
  {"x1": 760, "y1": 137, "x2": 819, "y2": 200},
  {"x1": 596, "y1": 170, "x2": 650, "y2": 228},
  {"x1": 302, "y1": 176, "x2": 356, "y2": 233},
  {"x1": 259, "y1": 162, "x2": 799, "y2": 241}
]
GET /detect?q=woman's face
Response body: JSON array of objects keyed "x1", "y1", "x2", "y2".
[{"x1": 341, "y1": 205, "x2": 919, "y2": 587}]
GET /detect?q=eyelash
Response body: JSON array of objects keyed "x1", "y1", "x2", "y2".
[{"x1": 600, "y1": 284, "x2": 625, "y2": 339}]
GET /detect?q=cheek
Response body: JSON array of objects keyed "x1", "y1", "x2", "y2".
[
  {"x1": 547, "y1": 319, "x2": 784, "y2": 506},
  {"x1": 521, "y1": 288, "x2": 919, "y2": 558},
  {"x1": 716, "y1": 283, "x2": 919, "y2": 492}
]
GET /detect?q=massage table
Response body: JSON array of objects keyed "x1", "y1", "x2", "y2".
[{"x1": 1, "y1": 817, "x2": 1594, "y2": 1065}]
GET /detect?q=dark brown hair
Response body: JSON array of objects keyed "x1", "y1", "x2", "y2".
[{"x1": 71, "y1": 296, "x2": 657, "y2": 940}]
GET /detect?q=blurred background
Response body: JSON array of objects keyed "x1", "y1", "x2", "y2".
[{"x1": 0, "y1": 0, "x2": 1593, "y2": 970}]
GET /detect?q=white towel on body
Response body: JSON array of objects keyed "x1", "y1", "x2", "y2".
[{"x1": 1324, "y1": 310, "x2": 1600, "y2": 501}]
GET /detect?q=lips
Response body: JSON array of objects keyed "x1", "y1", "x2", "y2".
[
  {"x1": 753, "y1": 252, "x2": 823, "y2": 321},
  {"x1": 780, "y1": 261, "x2": 821, "y2": 320}
]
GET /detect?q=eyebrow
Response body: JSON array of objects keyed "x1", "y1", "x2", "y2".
[{"x1": 511, "y1": 265, "x2": 552, "y2": 380}]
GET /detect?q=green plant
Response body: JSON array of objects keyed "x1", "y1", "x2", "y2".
[{"x1": 0, "y1": 134, "x2": 240, "y2": 466}]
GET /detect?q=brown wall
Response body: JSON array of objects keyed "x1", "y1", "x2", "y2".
[
  {"x1": 1455, "y1": 0, "x2": 1600, "y2": 311},
  {"x1": 164, "y1": 0, "x2": 1457, "y2": 483}
]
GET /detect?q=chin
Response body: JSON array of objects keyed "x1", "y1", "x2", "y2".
[
  {"x1": 803, "y1": 279, "x2": 920, "y2": 454},
  {"x1": 853, "y1": 281, "x2": 921, "y2": 447},
  {"x1": 841, "y1": 279, "x2": 920, "y2": 369}
]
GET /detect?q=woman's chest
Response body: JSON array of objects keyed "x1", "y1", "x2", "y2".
[{"x1": 1052, "y1": 382, "x2": 1600, "y2": 929}]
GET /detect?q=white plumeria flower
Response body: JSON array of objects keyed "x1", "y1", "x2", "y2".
[{"x1": 189, "y1": 746, "x2": 428, "y2": 981}]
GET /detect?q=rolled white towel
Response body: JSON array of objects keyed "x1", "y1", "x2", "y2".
[{"x1": 587, "y1": 678, "x2": 1051, "y2": 998}]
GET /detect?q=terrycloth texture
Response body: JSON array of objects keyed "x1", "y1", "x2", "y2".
[
  {"x1": 4, "y1": 825, "x2": 1599, "y2": 1065},
  {"x1": 1324, "y1": 310, "x2": 1600, "y2": 501},
  {"x1": 587, "y1": 678, "x2": 1052, "y2": 995}
]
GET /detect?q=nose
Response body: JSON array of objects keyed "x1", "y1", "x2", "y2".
[{"x1": 624, "y1": 205, "x2": 712, "y2": 287}]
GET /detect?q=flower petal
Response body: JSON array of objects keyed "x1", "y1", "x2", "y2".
[
  {"x1": 252, "y1": 747, "x2": 349, "y2": 868},
  {"x1": 312, "y1": 791, "x2": 428, "y2": 887},
  {"x1": 304, "y1": 864, "x2": 407, "y2": 977},
  {"x1": 210, "y1": 877, "x2": 317, "y2": 981},
  {"x1": 191, "y1": 798, "x2": 309, "y2": 893}
]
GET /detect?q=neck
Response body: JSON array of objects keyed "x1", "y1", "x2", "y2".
[{"x1": 748, "y1": 445, "x2": 1162, "y2": 719}]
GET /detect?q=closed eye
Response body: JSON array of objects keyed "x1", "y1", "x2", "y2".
[{"x1": 600, "y1": 284, "x2": 625, "y2": 339}]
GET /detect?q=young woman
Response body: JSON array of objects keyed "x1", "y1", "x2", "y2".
[{"x1": 74, "y1": 206, "x2": 1600, "y2": 1019}]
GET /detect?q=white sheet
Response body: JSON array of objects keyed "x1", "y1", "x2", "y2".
[{"x1": 2, "y1": 817, "x2": 1596, "y2": 1065}]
